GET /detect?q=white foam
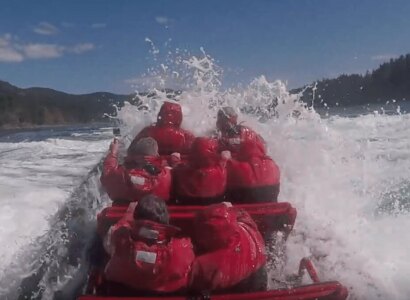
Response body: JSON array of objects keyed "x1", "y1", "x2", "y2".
[
  {"x1": 114, "y1": 51, "x2": 410, "y2": 299},
  {"x1": 0, "y1": 136, "x2": 110, "y2": 282}
]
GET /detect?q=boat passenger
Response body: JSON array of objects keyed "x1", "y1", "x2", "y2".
[
  {"x1": 104, "y1": 195, "x2": 195, "y2": 294},
  {"x1": 130, "y1": 101, "x2": 195, "y2": 156},
  {"x1": 216, "y1": 106, "x2": 265, "y2": 154},
  {"x1": 189, "y1": 202, "x2": 267, "y2": 292},
  {"x1": 226, "y1": 139, "x2": 280, "y2": 203},
  {"x1": 172, "y1": 137, "x2": 228, "y2": 205},
  {"x1": 100, "y1": 137, "x2": 172, "y2": 204}
]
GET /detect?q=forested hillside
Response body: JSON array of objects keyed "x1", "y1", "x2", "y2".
[
  {"x1": 298, "y1": 54, "x2": 410, "y2": 107},
  {"x1": 0, "y1": 81, "x2": 132, "y2": 128},
  {"x1": 2, "y1": 53, "x2": 410, "y2": 128}
]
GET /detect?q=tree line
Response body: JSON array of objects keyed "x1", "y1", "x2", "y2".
[
  {"x1": 297, "y1": 54, "x2": 410, "y2": 107},
  {"x1": 2, "y1": 53, "x2": 410, "y2": 128},
  {"x1": 0, "y1": 81, "x2": 131, "y2": 128}
]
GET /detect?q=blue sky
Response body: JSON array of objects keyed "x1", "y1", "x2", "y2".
[{"x1": 1, "y1": 0, "x2": 410, "y2": 94}]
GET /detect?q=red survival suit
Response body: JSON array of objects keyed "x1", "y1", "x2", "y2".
[
  {"x1": 217, "y1": 110, "x2": 265, "y2": 154},
  {"x1": 131, "y1": 102, "x2": 195, "y2": 155},
  {"x1": 172, "y1": 138, "x2": 227, "y2": 205},
  {"x1": 226, "y1": 140, "x2": 280, "y2": 203},
  {"x1": 190, "y1": 203, "x2": 266, "y2": 292},
  {"x1": 104, "y1": 216, "x2": 195, "y2": 293},
  {"x1": 219, "y1": 125, "x2": 265, "y2": 154},
  {"x1": 100, "y1": 144, "x2": 172, "y2": 203}
]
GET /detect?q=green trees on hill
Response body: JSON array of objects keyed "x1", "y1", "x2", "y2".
[
  {"x1": 2, "y1": 53, "x2": 410, "y2": 128},
  {"x1": 0, "y1": 81, "x2": 130, "y2": 128},
  {"x1": 300, "y1": 54, "x2": 410, "y2": 107}
]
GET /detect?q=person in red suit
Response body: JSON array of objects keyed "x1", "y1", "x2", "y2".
[
  {"x1": 216, "y1": 106, "x2": 265, "y2": 154},
  {"x1": 104, "y1": 195, "x2": 195, "y2": 294},
  {"x1": 100, "y1": 137, "x2": 172, "y2": 204},
  {"x1": 172, "y1": 137, "x2": 228, "y2": 205},
  {"x1": 189, "y1": 202, "x2": 267, "y2": 292},
  {"x1": 131, "y1": 101, "x2": 195, "y2": 156},
  {"x1": 226, "y1": 139, "x2": 280, "y2": 203}
]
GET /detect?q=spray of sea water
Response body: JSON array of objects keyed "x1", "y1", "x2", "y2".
[{"x1": 1, "y1": 46, "x2": 410, "y2": 299}]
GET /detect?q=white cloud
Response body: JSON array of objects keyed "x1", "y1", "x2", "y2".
[
  {"x1": 68, "y1": 43, "x2": 95, "y2": 54},
  {"x1": 371, "y1": 54, "x2": 397, "y2": 61},
  {"x1": 155, "y1": 16, "x2": 170, "y2": 25},
  {"x1": 0, "y1": 34, "x2": 24, "y2": 62},
  {"x1": 91, "y1": 23, "x2": 107, "y2": 29},
  {"x1": 0, "y1": 48, "x2": 23, "y2": 62},
  {"x1": 22, "y1": 44, "x2": 64, "y2": 59},
  {"x1": 33, "y1": 22, "x2": 59, "y2": 35},
  {"x1": 0, "y1": 34, "x2": 95, "y2": 63}
]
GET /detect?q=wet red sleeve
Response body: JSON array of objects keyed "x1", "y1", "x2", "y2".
[
  {"x1": 102, "y1": 151, "x2": 119, "y2": 175},
  {"x1": 100, "y1": 151, "x2": 128, "y2": 200},
  {"x1": 152, "y1": 167, "x2": 172, "y2": 201}
]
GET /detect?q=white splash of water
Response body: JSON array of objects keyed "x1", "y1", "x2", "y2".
[{"x1": 116, "y1": 49, "x2": 410, "y2": 299}]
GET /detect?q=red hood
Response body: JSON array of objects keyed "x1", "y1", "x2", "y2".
[
  {"x1": 194, "y1": 203, "x2": 238, "y2": 251},
  {"x1": 157, "y1": 101, "x2": 182, "y2": 127},
  {"x1": 189, "y1": 137, "x2": 220, "y2": 167},
  {"x1": 237, "y1": 139, "x2": 266, "y2": 161},
  {"x1": 131, "y1": 220, "x2": 180, "y2": 244}
]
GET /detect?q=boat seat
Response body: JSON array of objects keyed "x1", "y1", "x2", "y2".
[{"x1": 97, "y1": 202, "x2": 297, "y2": 240}]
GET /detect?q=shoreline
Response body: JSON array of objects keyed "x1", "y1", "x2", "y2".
[
  {"x1": 0, "y1": 122, "x2": 112, "y2": 137},
  {"x1": 0, "y1": 100, "x2": 407, "y2": 137}
]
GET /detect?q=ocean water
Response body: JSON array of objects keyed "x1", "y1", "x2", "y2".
[
  {"x1": 0, "y1": 125, "x2": 113, "y2": 298},
  {"x1": 1, "y1": 52, "x2": 410, "y2": 299}
]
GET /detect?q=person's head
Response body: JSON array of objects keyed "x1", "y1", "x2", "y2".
[
  {"x1": 133, "y1": 194, "x2": 170, "y2": 225},
  {"x1": 190, "y1": 137, "x2": 219, "y2": 167},
  {"x1": 157, "y1": 101, "x2": 183, "y2": 127},
  {"x1": 216, "y1": 106, "x2": 238, "y2": 132},
  {"x1": 127, "y1": 137, "x2": 159, "y2": 157}
]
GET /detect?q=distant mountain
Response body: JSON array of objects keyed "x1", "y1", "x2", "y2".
[
  {"x1": 0, "y1": 81, "x2": 134, "y2": 128},
  {"x1": 296, "y1": 54, "x2": 410, "y2": 108},
  {"x1": 6, "y1": 52, "x2": 409, "y2": 129}
]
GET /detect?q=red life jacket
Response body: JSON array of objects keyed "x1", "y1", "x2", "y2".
[
  {"x1": 105, "y1": 219, "x2": 195, "y2": 293},
  {"x1": 218, "y1": 124, "x2": 265, "y2": 154},
  {"x1": 173, "y1": 138, "x2": 227, "y2": 205},
  {"x1": 100, "y1": 152, "x2": 172, "y2": 203},
  {"x1": 226, "y1": 140, "x2": 280, "y2": 203},
  {"x1": 131, "y1": 102, "x2": 195, "y2": 155},
  {"x1": 189, "y1": 203, "x2": 266, "y2": 291}
]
